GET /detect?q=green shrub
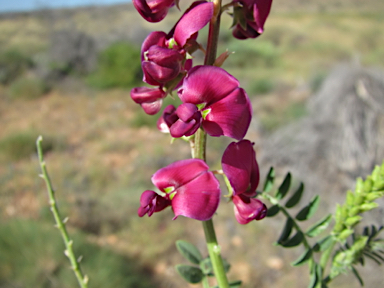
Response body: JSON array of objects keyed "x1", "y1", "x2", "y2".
[
  {"x1": 0, "y1": 219, "x2": 157, "y2": 288},
  {"x1": 87, "y1": 42, "x2": 142, "y2": 89},
  {"x1": 0, "y1": 132, "x2": 62, "y2": 162},
  {"x1": 247, "y1": 78, "x2": 275, "y2": 95},
  {"x1": 7, "y1": 76, "x2": 49, "y2": 100},
  {"x1": 0, "y1": 49, "x2": 32, "y2": 85},
  {"x1": 226, "y1": 39, "x2": 280, "y2": 68}
]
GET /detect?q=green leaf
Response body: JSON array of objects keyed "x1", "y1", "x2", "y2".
[
  {"x1": 277, "y1": 218, "x2": 294, "y2": 244},
  {"x1": 266, "y1": 204, "x2": 280, "y2": 217},
  {"x1": 199, "y1": 257, "x2": 213, "y2": 275},
  {"x1": 175, "y1": 264, "x2": 203, "y2": 284},
  {"x1": 213, "y1": 280, "x2": 242, "y2": 288},
  {"x1": 263, "y1": 167, "x2": 275, "y2": 193},
  {"x1": 296, "y1": 195, "x2": 320, "y2": 221},
  {"x1": 308, "y1": 263, "x2": 322, "y2": 288},
  {"x1": 312, "y1": 236, "x2": 334, "y2": 252},
  {"x1": 351, "y1": 266, "x2": 364, "y2": 286},
  {"x1": 176, "y1": 240, "x2": 203, "y2": 265},
  {"x1": 306, "y1": 214, "x2": 333, "y2": 237},
  {"x1": 280, "y1": 231, "x2": 304, "y2": 248},
  {"x1": 275, "y1": 172, "x2": 291, "y2": 200},
  {"x1": 292, "y1": 248, "x2": 312, "y2": 266},
  {"x1": 199, "y1": 257, "x2": 231, "y2": 276},
  {"x1": 285, "y1": 182, "x2": 304, "y2": 208}
]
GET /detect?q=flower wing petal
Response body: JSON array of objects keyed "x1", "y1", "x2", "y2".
[
  {"x1": 174, "y1": 2, "x2": 214, "y2": 47},
  {"x1": 172, "y1": 171, "x2": 220, "y2": 220},
  {"x1": 179, "y1": 66, "x2": 239, "y2": 105},
  {"x1": 152, "y1": 159, "x2": 209, "y2": 191},
  {"x1": 222, "y1": 140, "x2": 259, "y2": 195},
  {"x1": 203, "y1": 88, "x2": 252, "y2": 140}
]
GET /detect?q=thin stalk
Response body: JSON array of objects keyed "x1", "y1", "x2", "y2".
[
  {"x1": 192, "y1": 1, "x2": 229, "y2": 286},
  {"x1": 36, "y1": 136, "x2": 89, "y2": 288},
  {"x1": 203, "y1": 219, "x2": 229, "y2": 288}
]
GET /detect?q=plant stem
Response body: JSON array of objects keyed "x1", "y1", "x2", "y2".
[
  {"x1": 203, "y1": 220, "x2": 229, "y2": 288},
  {"x1": 36, "y1": 136, "x2": 89, "y2": 288},
  {"x1": 191, "y1": 1, "x2": 229, "y2": 287}
]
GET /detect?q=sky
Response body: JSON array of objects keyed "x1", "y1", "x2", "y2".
[{"x1": 0, "y1": 0, "x2": 130, "y2": 13}]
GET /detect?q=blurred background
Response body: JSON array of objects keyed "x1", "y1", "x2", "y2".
[{"x1": 0, "y1": 0, "x2": 383, "y2": 287}]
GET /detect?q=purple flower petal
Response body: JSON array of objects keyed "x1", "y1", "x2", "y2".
[
  {"x1": 202, "y1": 87, "x2": 252, "y2": 140},
  {"x1": 178, "y1": 66, "x2": 239, "y2": 105},
  {"x1": 152, "y1": 159, "x2": 210, "y2": 192},
  {"x1": 141, "y1": 31, "x2": 168, "y2": 61},
  {"x1": 169, "y1": 103, "x2": 202, "y2": 137},
  {"x1": 157, "y1": 105, "x2": 177, "y2": 133},
  {"x1": 131, "y1": 86, "x2": 166, "y2": 115},
  {"x1": 138, "y1": 190, "x2": 171, "y2": 217},
  {"x1": 174, "y1": 2, "x2": 214, "y2": 47},
  {"x1": 233, "y1": 194, "x2": 267, "y2": 224},
  {"x1": 253, "y1": 0, "x2": 273, "y2": 34},
  {"x1": 172, "y1": 171, "x2": 220, "y2": 220},
  {"x1": 222, "y1": 140, "x2": 259, "y2": 196},
  {"x1": 133, "y1": 0, "x2": 175, "y2": 23}
]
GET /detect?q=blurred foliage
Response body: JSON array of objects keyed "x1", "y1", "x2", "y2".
[
  {"x1": 247, "y1": 78, "x2": 275, "y2": 96},
  {"x1": 7, "y1": 76, "x2": 49, "y2": 100},
  {"x1": 226, "y1": 39, "x2": 280, "y2": 68},
  {"x1": 0, "y1": 219, "x2": 157, "y2": 288},
  {"x1": 0, "y1": 49, "x2": 32, "y2": 85},
  {"x1": 0, "y1": 132, "x2": 63, "y2": 162},
  {"x1": 261, "y1": 101, "x2": 307, "y2": 131},
  {"x1": 87, "y1": 42, "x2": 142, "y2": 89}
]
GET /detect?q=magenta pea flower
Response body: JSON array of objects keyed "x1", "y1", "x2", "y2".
[
  {"x1": 231, "y1": 0, "x2": 273, "y2": 40},
  {"x1": 138, "y1": 190, "x2": 172, "y2": 217},
  {"x1": 157, "y1": 103, "x2": 202, "y2": 137},
  {"x1": 178, "y1": 65, "x2": 252, "y2": 140},
  {"x1": 131, "y1": 86, "x2": 166, "y2": 115},
  {"x1": 222, "y1": 140, "x2": 267, "y2": 224},
  {"x1": 140, "y1": 2, "x2": 213, "y2": 86},
  {"x1": 233, "y1": 194, "x2": 267, "y2": 224},
  {"x1": 133, "y1": 0, "x2": 175, "y2": 23},
  {"x1": 138, "y1": 159, "x2": 221, "y2": 221}
]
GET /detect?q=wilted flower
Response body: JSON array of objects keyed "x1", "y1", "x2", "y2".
[
  {"x1": 138, "y1": 159, "x2": 221, "y2": 220},
  {"x1": 179, "y1": 65, "x2": 252, "y2": 140},
  {"x1": 231, "y1": 0, "x2": 273, "y2": 40},
  {"x1": 222, "y1": 140, "x2": 267, "y2": 224}
]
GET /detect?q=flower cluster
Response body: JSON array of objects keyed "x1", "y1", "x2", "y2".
[{"x1": 131, "y1": 0, "x2": 272, "y2": 224}]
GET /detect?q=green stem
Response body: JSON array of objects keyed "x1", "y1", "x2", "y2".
[
  {"x1": 36, "y1": 136, "x2": 89, "y2": 288},
  {"x1": 262, "y1": 193, "x2": 315, "y2": 269},
  {"x1": 319, "y1": 240, "x2": 337, "y2": 284},
  {"x1": 203, "y1": 220, "x2": 229, "y2": 288},
  {"x1": 191, "y1": 1, "x2": 229, "y2": 287},
  {"x1": 202, "y1": 275, "x2": 211, "y2": 288}
]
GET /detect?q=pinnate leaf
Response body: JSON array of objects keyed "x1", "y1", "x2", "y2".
[
  {"x1": 176, "y1": 240, "x2": 203, "y2": 265},
  {"x1": 175, "y1": 264, "x2": 203, "y2": 284},
  {"x1": 292, "y1": 248, "x2": 312, "y2": 266},
  {"x1": 266, "y1": 204, "x2": 280, "y2": 217},
  {"x1": 279, "y1": 231, "x2": 304, "y2": 248},
  {"x1": 275, "y1": 172, "x2": 291, "y2": 200},
  {"x1": 312, "y1": 235, "x2": 334, "y2": 252},
  {"x1": 296, "y1": 195, "x2": 320, "y2": 221},
  {"x1": 277, "y1": 218, "x2": 294, "y2": 244},
  {"x1": 305, "y1": 214, "x2": 332, "y2": 237},
  {"x1": 263, "y1": 167, "x2": 275, "y2": 192},
  {"x1": 285, "y1": 182, "x2": 304, "y2": 208}
]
